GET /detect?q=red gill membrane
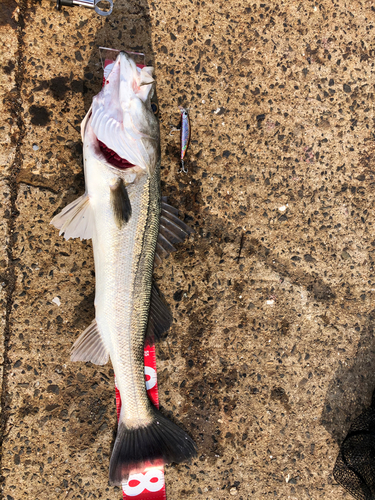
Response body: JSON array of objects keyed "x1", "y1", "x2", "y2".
[{"x1": 98, "y1": 139, "x2": 135, "y2": 169}]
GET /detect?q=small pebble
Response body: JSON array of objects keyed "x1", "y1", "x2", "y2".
[
  {"x1": 230, "y1": 487, "x2": 238, "y2": 496},
  {"x1": 32, "y1": 144, "x2": 39, "y2": 150},
  {"x1": 52, "y1": 297, "x2": 61, "y2": 306}
]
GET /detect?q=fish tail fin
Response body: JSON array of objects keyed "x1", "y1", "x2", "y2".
[{"x1": 109, "y1": 407, "x2": 197, "y2": 485}]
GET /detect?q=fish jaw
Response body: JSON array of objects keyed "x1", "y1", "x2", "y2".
[{"x1": 89, "y1": 51, "x2": 160, "y2": 174}]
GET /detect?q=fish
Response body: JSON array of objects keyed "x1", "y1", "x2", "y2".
[
  {"x1": 51, "y1": 52, "x2": 197, "y2": 485},
  {"x1": 179, "y1": 106, "x2": 190, "y2": 173}
]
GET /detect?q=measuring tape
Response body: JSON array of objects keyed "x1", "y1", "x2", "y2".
[{"x1": 115, "y1": 346, "x2": 167, "y2": 500}]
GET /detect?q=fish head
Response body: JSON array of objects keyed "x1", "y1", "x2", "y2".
[{"x1": 83, "y1": 51, "x2": 160, "y2": 175}]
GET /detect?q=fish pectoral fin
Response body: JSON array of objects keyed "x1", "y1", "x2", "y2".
[
  {"x1": 145, "y1": 284, "x2": 173, "y2": 344},
  {"x1": 110, "y1": 178, "x2": 132, "y2": 228},
  {"x1": 154, "y1": 198, "x2": 194, "y2": 266},
  {"x1": 50, "y1": 192, "x2": 94, "y2": 241},
  {"x1": 70, "y1": 319, "x2": 109, "y2": 366}
]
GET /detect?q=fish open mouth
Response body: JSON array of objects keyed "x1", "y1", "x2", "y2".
[
  {"x1": 98, "y1": 139, "x2": 135, "y2": 169},
  {"x1": 87, "y1": 52, "x2": 158, "y2": 173}
]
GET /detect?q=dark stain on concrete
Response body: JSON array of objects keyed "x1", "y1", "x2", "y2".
[
  {"x1": 3, "y1": 60, "x2": 15, "y2": 75},
  {"x1": 49, "y1": 77, "x2": 70, "y2": 100},
  {"x1": 0, "y1": 0, "x2": 17, "y2": 28},
  {"x1": 32, "y1": 77, "x2": 87, "y2": 100},
  {"x1": 29, "y1": 105, "x2": 50, "y2": 126}
]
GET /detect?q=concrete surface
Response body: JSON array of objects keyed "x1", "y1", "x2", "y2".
[
  {"x1": 0, "y1": 0, "x2": 20, "y2": 454},
  {"x1": 1, "y1": 0, "x2": 375, "y2": 498}
]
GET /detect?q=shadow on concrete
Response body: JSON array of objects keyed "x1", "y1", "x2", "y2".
[
  {"x1": 83, "y1": 0, "x2": 156, "y2": 112},
  {"x1": 321, "y1": 310, "x2": 375, "y2": 443}
]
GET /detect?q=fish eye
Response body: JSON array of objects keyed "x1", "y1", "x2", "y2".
[{"x1": 151, "y1": 102, "x2": 158, "y2": 114}]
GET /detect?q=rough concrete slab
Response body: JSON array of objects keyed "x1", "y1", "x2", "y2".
[
  {"x1": 0, "y1": 178, "x2": 11, "y2": 419},
  {"x1": 0, "y1": 0, "x2": 19, "y2": 176},
  {"x1": 3, "y1": 0, "x2": 375, "y2": 499},
  {"x1": 0, "y1": 0, "x2": 19, "y2": 455}
]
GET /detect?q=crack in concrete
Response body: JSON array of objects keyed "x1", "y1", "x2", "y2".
[{"x1": 0, "y1": 1, "x2": 27, "y2": 495}]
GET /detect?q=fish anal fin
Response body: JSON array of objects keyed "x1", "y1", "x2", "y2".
[
  {"x1": 71, "y1": 319, "x2": 109, "y2": 366},
  {"x1": 50, "y1": 192, "x2": 94, "y2": 241},
  {"x1": 154, "y1": 199, "x2": 194, "y2": 265},
  {"x1": 110, "y1": 178, "x2": 132, "y2": 228},
  {"x1": 145, "y1": 284, "x2": 173, "y2": 344}
]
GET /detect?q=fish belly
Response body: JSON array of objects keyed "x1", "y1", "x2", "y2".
[{"x1": 90, "y1": 163, "x2": 160, "y2": 428}]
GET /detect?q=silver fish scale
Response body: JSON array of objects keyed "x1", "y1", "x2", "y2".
[{"x1": 89, "y1": 159, "x2": 160, "y2": 429}]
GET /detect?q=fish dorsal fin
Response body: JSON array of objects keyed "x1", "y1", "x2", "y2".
[
  {"x1": 145, "y1": 284, "x2": 173, "y2": 344},
  {"x1": 70, "y1": 319, "x2": 109, "y2": 366},
  {"x1": 110, "y1": 178, "x2": 132, "y2": 228},
  {"x1": 154, "y1": 199, "x2": 194, "y2": 265},
  {"x1": 50, "y1": 192, "x2": 94, "y2": 241}
]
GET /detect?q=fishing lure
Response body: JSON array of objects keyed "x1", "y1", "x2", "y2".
[
  {"x1": 179, "y1": 106, "x2": 190, "y2": 173},
  {"x1": 170, "y1": 107, "x2": 190, "y2": 173}
]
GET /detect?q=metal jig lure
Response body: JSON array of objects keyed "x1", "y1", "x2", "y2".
[{"x1": 179, "y1": 107, "x2": 190, "y2": 174}]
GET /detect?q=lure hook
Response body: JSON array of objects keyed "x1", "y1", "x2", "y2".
[{"x1": 179, "y1": 160, "x2": 188, "y2": 174}]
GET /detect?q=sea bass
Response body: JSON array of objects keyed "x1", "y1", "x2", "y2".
[{"x1": 51, "y1": 52, "x2": 196, "y2": 485}]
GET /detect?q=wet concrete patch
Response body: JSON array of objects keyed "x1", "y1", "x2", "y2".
[
  {"x1": 29, "y1": 105, "x2": 50, "y2": 126},
  {"x1": 0, "y1": 0, "x2": 17, "y2": 29}
]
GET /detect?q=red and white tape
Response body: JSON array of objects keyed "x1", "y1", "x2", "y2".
[
  {"x1": 103, "y1": 56, "x2": 167, "y2": 500},
  {"x1": 115, "y1": 345, "x2": 166, "y2": 500}
]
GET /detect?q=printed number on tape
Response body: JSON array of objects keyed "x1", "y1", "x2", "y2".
[
  {"x1": 124, "y1": 469, "x2": 165, "y2": 497},
  {"x1": 145, "y1": 365, "x2": 157, "y2": 390}
]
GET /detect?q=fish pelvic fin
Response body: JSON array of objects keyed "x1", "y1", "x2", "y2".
[
  {"x1": 154, "y1": 198, "x2": 194, "y2": 266},
  {"x1": 110, "y1": 178, "x2": 132, "y2": 228},
  {"x1": 50, "y1": 192, "x2": 94, "y2": 241},
  {"x1": 109, "y1": 407, "x2": 197, "y2": 486},
  {"x1": 145, "y1": 284, "x2": 173, "y2": 345},
  {"x1": 70, "y1": 319, "x2": 109, "y2": 365}
]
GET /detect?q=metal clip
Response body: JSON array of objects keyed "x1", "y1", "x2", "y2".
[{"x1": 56, "y1": 0, "x2": 113, "y2": 16}]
